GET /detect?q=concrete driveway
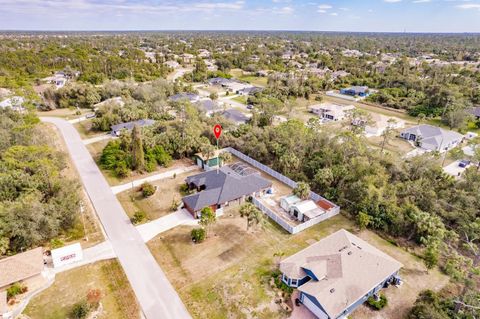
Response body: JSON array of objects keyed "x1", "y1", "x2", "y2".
[
  {"x1": 136, "y1": 209, "x2": 198, "y2": 242},
  {"x1": 41, "y1": 117, "x2": 191, "y2": 319},
  {"x1": 443, "y1": 160, "x2": 469, "y2": 178}
]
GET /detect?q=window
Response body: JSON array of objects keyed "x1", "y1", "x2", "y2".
[{"x1": 291, "y1": 279, "x2": 298, "y2": 287}]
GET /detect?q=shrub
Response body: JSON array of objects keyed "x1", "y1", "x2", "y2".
[
  {"x1": 191, "y1": 228, "x2": 206, "y2": 243},
  {"x1": 7, "y1": 283, "x2": 27, "y2": 300},
  {"x1": 179, "y1": 184, "x2": 192, "y2": 196},
  {"x1": 70, "y1": 301, "x2": 90, "y2": 319},
  {"x1": 367, "y1": 294, "x2": 388, "y2": 310},
  {"x1": 86, "y1": 288, "x2": 102, "y2": 308},
  {"x1": 141, "y1": 182, "x2": 156, "y2": 197},
  {"x1": 271, "y1": 271, "x2": 294, "y2": 294},
  {"x1": 152, "y1": 145, "x2": 172, "y2": 167},
  {"x1": 131, "y1": 211, "x2": 147, "y2": 225},
  {"x1": 114, "y1": 161, "x2": 129, "y2": 178},
  {"x1": 50, "y1": 238, "x2": 65, "y2": 249}
]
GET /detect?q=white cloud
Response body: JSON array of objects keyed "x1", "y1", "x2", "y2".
[{"x1": 456, "y1": 3, "x2": 480, "y2": 10}]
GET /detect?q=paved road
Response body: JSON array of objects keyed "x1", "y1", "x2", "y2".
[{"x1": 41, "y1": 117, "x2": 191, "y2": 319}]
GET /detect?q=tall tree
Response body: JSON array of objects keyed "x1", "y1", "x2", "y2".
[
  {"x1": 131, "y1": 124, "x2": 145, "y2": 171},
  {"x1": 239, "y1": 203, "x2": 264, "y2": 231}
]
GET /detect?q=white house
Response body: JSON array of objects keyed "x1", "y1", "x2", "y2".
[
  {"x1": 353, "y1": 113, "x2": 405, "y2": 137},
  {"x1": 0, "y1": 96, "x2": 25, "y2": 112},
  {"x1": 309, "y1": 103, "x2": 355, "y2": 121},
  {"x1": 280, "y1": 195, "x2": 326, "y2": 222}
]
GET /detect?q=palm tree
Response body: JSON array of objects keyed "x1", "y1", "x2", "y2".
[{"x1": 240, "y1": 203, "x2": 264, "y2": 231}]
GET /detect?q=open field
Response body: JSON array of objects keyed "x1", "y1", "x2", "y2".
[
  {"x1": 148, "y1": 211, "x2": 449, "y2": 319},
  {"x1": 24, "y1": 260, "x2": 140, "y2": 319},
  {"x1": 43, "y1": 123, "x2": 104, "y2": 247},
  {"x1": 117, "y1": 168, "x2": 202, "y2": 221},
  {"x1": 230, "y1": 69, "x2": 268, "y2": 87}
]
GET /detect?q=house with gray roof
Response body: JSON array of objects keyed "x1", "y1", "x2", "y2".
[
  {"x1": 168, "y1": 93, "x2": 200, "y2": 103},
  {"x1": 195, "y1": 99, "x2": 221, "y2": 116},
  {"x1": 182, "y1": 162, "x2": 272, "y2": 218},
  {"x1": 222, "y1": 109, "x2": 250, "y2": 125},
  {"x1": 280, "y1": 229, "x2": 402, "y2": 319},
  {"x1": 111, "y1": 119, "x2": 155, "y2": 136},
  {"x1": 399, "y1": 124, "x2": 464, "y2": 152},
  {"x1": 340, "y1": 86, "x2": 370, "y2": 97}
]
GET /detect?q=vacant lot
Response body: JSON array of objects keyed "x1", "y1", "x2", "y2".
[
  {"x1": 38, "y1": 108, "x2": 92, "y2": 120},
  {"x1": 117, "y1": 168, "x2": 202, "y2": 221},
  {"x1": 24, "y1": 260, "x2": 140, "y2": 319},
  {"x1": 73, "y1": 119, "x2": 106, "y2": 139},
  {"x1": 148, "y1": 210, "x2": 448, "y2": 319},
  {"x1": 44, "y1": 123, "x2": 104, "y2": 247},
  {"x1": 367, "y1": 134, "x2": 415, "y2": 157}
]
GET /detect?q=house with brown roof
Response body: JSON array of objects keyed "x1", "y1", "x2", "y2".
[
  {"x1": 0, "y1": 247, "x2": 44, "y2": 291},
  {"x1": 280, "y1": 230, "x2": 402, "y2": 319}
]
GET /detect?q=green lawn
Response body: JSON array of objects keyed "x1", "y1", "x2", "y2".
[{"x1": 232, "y1": 95, "x2": 248, "y2": 104}]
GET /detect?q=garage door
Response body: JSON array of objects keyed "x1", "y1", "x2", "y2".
[{"x1": 301, "y1": 294, "x2": 329, "y2": 319}]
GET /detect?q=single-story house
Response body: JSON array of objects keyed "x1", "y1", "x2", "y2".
[
  {"x1": 0, "y1": 96, "x2": 25, "y2": 112},
  {"x1": 399, "y1": 124, "x2": 464, "y2": 152},
  {"x1": 470, "y1": 107, "x2": 480, "y2": 120},
  {"x1": 180, "y1": 53, "x2": 195, "y2": 64},
  {"x1": 194, "y1": 150, "x2": 224, "y2": 170},
  {"x1": 309, "y1": 103, "x2": 355, "y2": 121},
  {"x1": 195, "y1": 99, "x2": 221, "y2": 116},
  {"x1": 280, "y1": 229, "x2": 403, "y2": 319},
  {"x1": 182, "y1": 162, "x2": 272, "y2": 218},
  {"x1": 0, "y1": 247, "x2": 44, "y2": 291},
  {"x1": 168, "y1": 93, "x2": 200, "y2": 103},
  {"x1": 236, "y1": 86, "x2": 262, "y2": 96},
  {"x1": 340, "y1": 86, "x2": 370, "y2": 97},
  {"x1": 352, "y1": 113, "x2": 405, "y2": 137},
  {"x1": 164, "y1": 61, "x2": 180, "y2": 69},
  {"x1": 110, "y1": 119, "x2": 155, "y2": 136},
  {"x1": 93, "y1": 97, "x2": 124, "y2": 110},
  {"x1": 222, "y1": 109, "x2": 250, "y2": 125},
  {"x1": 208, "y1": 77, "x2": 233, "y2": 86}
]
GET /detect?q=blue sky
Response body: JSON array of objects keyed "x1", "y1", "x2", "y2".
[{"x1": 0, "y1": 0, "x2": 479, "y2": 32}]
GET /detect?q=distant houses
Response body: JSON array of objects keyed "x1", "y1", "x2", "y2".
[
  {"x1": 164, "y1": 61, "x2": 180, "y2": 69},
  {"x1": 111, "y1": 119, "x2": 155, "y2": 136},
  {"x1": 195, "y1": 99, "x2": 222, "y2": 116},
  {"x1": 280, "y1": 229, "x2": 402, "y2": 319},
  {"x1": 340, "y1": 86, "x2": 371, "y2": 97},
  {"x1": 309, "y1": 103, "x2": 355, "y2": 121},
  {"x1": 399, "y1": 124, "x2": 464, "y2": 152},
  {"x1": 168, "y1": 93, "x2": 201, "y2": 103},
  {"x1": 0, "y1": 96, "x2": 25, "y2": 112}
]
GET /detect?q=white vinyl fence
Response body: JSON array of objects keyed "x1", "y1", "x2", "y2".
[{"x1": 226, "y1": 147, "x2": 340, "y2": 234}]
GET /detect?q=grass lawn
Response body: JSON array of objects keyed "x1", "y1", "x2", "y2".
[
  {"x1": 73, "y1": 119, "x2": 106, "y2": 139},
  {"x1": 24, "y1": 260, "x2": 140, "y2": 319},
  {"x1": 147, "y1": 210, "x2": 448, "y2": 319},
  {"x1": 232, "y1": 95, "x2": 248, "y2": 105},
  {"x1": 230, "y1": 68, "x2": 268, "y2": 87},
  {"x1": 117, "y1": 168, "x2": 202, "y2": 221},
  {"x1": 366, "y1": 134, "x2": 415, "y2": 158}
]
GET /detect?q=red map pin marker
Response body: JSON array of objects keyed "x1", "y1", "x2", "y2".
[{"x1": 213, "y1": 124, "x2": 222, "y2": 139}]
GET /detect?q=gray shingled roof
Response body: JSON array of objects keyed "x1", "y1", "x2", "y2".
[
  {"x1": 168, "y1": 93, "x2": 200, "y2": 102},
  {"x1": 183, "y1": 164, "x2": 272, "y2": 212},
  {"x1": 222, "y1": 109, "x2": 249, "y2": 124},
  {"x1": 111, "y1": 119, "x2": 155, "y2": 132},
  {"x1": 401, "y1": 124, "x2": 463, "y2": 148},
  {"x1": 195, "y1": 99, "x2": 219, "y2": 113}
]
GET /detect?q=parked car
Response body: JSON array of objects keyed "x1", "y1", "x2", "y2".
[
  {"x1": 459, "y1": 160, "x2": 471, "y2": 168},
  {"x1": 247, "y1": 104, "x2": 254, "y2": 110}
]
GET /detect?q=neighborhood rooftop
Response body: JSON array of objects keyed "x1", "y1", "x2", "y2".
[
  {"x1": 280, "y1": 229, "x2": 402, "y2": 319},
  {"x1": 0, "y1": 247, "x2": 44, "y2": 288},
  {"x1": 183, "y1": 163, "x2": 272, "y2": 212},
  {"x1": 401, "y1": 124, "x2": 464, "y2": 148}
]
